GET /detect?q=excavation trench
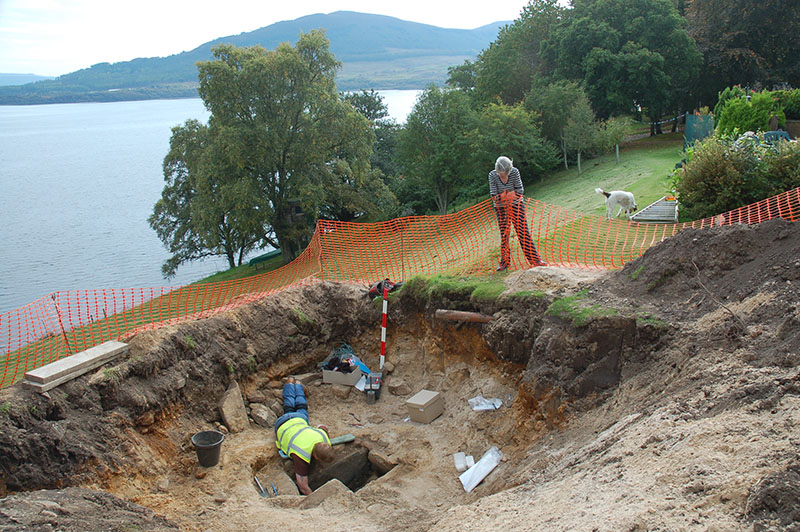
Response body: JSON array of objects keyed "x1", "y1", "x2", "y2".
[
  {"x1": 3, "y1": 220, "x2": 800, "y2": 532},
  {"x1": 112, "y1": 315, "x2": 538, "y2": 531},
  {"x1": 0, "y1": 272, "x2": 658, "y2": 531}
]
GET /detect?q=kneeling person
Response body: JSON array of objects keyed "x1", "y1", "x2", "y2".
[{"x1": 275, "y1": 377, "x2": 336, "y2": 494}]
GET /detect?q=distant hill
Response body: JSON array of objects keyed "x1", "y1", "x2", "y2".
[
  {"x1": 0, "y1": 74, "x2": 54, "y2": 86},
  {"x1": 0, "y1": 11, "x2": 506, "y2": 105}
]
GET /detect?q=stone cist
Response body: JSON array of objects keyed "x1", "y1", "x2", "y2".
[{"x1": 274, "y1": 377, "x2": 336, "y2": 494}]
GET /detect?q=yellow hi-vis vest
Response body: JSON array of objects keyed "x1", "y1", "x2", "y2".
[{"x1": 276, "y1": 417, "x2": 331, "y2": 463}]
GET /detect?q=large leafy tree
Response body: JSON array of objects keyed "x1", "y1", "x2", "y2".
[
  {"x1": 397, "y1": 86, "x2": 477, "y2": 214},
  {"x1": 151, "y1": 31, "x2": 377, "y2": 272},
  {"x1": 562, "y1": 92, "x2": 598, "y2": 174},
  {"x1": 196, "y1": 34, "x2": 375, "y2": 260},
  {"x1": 471, "y1": 0, "x2": 565, "y2": 105},
  {"x1": 686, "y1": 0, "x2": 800, "y2": 106},
  {"x1": 149, "y1": 119, "x2": 268, "y2": 276},
  {"x1": 471, "y1": 102, "x2": 560, "y2": 184},
  {"x1": 547, "y1": 0, "x2": 701, "y2": 124},
  {"x1": 343, "y1": 89, "x2": 401, "y2": 218}
]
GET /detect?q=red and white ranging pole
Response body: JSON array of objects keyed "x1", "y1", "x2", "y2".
[{"x1": 380, "y1": 284, "x2": 388, "y2": 371}]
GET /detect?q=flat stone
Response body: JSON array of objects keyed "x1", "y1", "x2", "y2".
[
  {"x1": 331, "y1": 385, "x2": 351, "y2": 400},
  {"x1": 136, "y1": 411, "x2": 155, "y2": 427},
  {"x1": 299, "y1": 479, "x2": 351, "y2": 509},
  {"x1": 247, "y1": 391, "x2": 266, "y2": 404},
  {"x1": 368, "y1": 449, "x2": 397, "y2": 476},
  {"x1": 251, "y1": 404, "x2": 277, "y2": 428},
  {"x1": 219, "y1": 381, "x2": 249, "y2": 433},
  {"x1": 387, "y1": 378, "x2": 411, "y2": 396},
  {"x1": 268, "y1": 400, "x2": 283, "y2": 416}
]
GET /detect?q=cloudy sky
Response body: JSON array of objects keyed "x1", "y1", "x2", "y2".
[{"x1": 0, "y1": 0, "x2": 532, "y2": 76}]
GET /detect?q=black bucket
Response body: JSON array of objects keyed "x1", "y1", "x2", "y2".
[{"x1": 191, "y1": 430, "x2": 225, "y2": 467}]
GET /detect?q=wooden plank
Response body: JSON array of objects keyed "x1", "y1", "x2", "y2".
[{"x1": 22, "y1": 341, "x2": 129, "y2": 392}]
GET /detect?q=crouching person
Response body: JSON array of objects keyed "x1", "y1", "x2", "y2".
[{"x1": 275, "y1": 377, "x2": 336, "y2": 495}]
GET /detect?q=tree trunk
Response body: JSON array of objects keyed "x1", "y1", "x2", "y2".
[{"x1": 577, "y1": 151, "x2": 582, "y2": 174}]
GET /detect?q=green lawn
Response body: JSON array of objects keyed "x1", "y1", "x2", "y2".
[
  {"x1": 193, "y1": 134, "x2": 685, "y2": 284},
  {"x1": 528, "y1": 133, "x2": 683, "y2": 218}
]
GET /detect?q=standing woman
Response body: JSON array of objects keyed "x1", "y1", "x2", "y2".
[{"x1": 488, "y1": 156, "x2": 546, "y2": 270}]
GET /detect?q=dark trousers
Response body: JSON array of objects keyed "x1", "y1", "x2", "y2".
[{"x1": 495, "y1": 199, "x2": 542, "y2": 266}]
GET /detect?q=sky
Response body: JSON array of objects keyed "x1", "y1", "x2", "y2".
[{"x1": 0, "y1": 0, "x2": 532, "y2": 76}]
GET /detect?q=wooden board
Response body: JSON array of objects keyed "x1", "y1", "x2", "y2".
[{"x1": 22, "y1": 340, "x2": 129, "y2": 392}]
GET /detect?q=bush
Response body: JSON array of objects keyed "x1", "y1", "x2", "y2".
[
  {"x1": 713, "y1": 86, "x2": 745, "y2": 119},
  {"x1": 716, "y1": 91, "x2": 784, "y2": 135},
  {"x1": 772, "y1": 89, "x2": 800, "y2": 120},
  {"x1": 674, "y1": 133, "x2": 800, "y2": 220}
]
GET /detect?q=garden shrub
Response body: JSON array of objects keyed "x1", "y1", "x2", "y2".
[
  {"x1": 716, "y1": 91, "x2": 784, "y2": 135},
  {"x1": 772, "y1": 89, "x2": 800, "y2": 120},
  {"x1": 674, "y1": 133, "x2": 800, "y2": 220}
]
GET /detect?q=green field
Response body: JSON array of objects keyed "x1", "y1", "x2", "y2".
[{"x1": 199, "y1": 133, "x2": 685, "y2": 284}]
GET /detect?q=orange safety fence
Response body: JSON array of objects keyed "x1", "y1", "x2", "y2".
[{"x1": 1, "y1": 187, "x2": 799, "y2": 388}]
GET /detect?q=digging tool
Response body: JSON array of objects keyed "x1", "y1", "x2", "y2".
[
  {"x1": 254, "y1": 475, "x2": 269, "y2": 497},
  {"x1": 330, "y1": 433, "x2": 355, "y2": 445},
  {"x1": 271, "y1": 482, "x2": 278, "y2": 496}
]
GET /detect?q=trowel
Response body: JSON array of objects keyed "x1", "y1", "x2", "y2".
[{"x1": 254, "y1": 475, "x2": 270, "y2": 497}]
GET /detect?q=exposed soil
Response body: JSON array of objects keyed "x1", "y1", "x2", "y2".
[{"x1": 1, "y1": 218, "x2": 799, "y2": 532}]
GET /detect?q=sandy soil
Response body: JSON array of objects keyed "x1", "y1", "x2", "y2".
[{"x1": 1, "y1": 218, "x2": 799, "y2": 532}]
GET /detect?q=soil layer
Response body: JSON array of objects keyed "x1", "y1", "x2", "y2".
[{"x1": 1, "y1": 219, "x2": 799, "y2": 532}]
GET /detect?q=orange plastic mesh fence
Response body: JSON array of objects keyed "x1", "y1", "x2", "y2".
[{"x1": 1, "y1": 187, "x2": 798, "y2": 388}]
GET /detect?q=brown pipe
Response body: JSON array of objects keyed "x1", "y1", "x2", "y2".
[{"x1": 434, "y1": 309, "x2": 493, "y2": 323}]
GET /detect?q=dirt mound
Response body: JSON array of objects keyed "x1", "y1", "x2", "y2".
[
  {"x1": 0, "y1": 487, "x2": 178, "y2": 531},
  {"x1": 1, "y1": 220, "x2": 799, "y2": 532}
]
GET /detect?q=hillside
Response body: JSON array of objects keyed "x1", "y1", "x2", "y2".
[
  {"x1": 0, "y1": 74, "x2": 53, "y2": 87},
  {"x1": 0, "y1": 12, "x2": 505, "y2": 105},
  {"x1": 0, "y1": 217, "x2": 798, "y2": 531}
]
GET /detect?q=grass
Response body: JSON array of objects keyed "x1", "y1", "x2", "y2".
[
  {"x1": 546, "y1": 289, "x2": 618, "y2": 327},
  {"x1": 1, "y1": 135, "x2": 687, "y2": 388},
  {"x1": 401, "y1": 274, "x2": 507, "y2": 303},
  {"x1": 528, "y1": 133, "x2": 683, "y2": 217},
  {"x1": 191, "y1": 134, "x2": 684, "y2": 285}
]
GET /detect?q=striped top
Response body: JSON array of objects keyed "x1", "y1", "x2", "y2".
[{"x1": 488, "y1": 167, "x2": 524, "y2": 197}]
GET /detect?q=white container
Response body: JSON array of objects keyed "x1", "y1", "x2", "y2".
[
  {"x1": 453, "y1": 452, "x2": 467, "y2": 472},
  {"x1": 459, "y1": 446, "x2": 502, "y2": 493}
]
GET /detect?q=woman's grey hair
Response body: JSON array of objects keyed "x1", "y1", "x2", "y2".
[{"x1": 495, "y1": 156, "x2": 513, "y2": 174}]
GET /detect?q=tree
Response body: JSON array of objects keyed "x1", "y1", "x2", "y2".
[
  {"x1": 471, "y1": 102, "x2": 560, "y2": 185},
  {"x1": 446, "y1": 60, "x2": 477, "y2": 92},
  {"x1": 149, "y1": 119, "x2": 268, "y2": 276},
  {"x1": 562, "y1": 92, "x2": 598, "y2": 174},
  {"x1": 397, "y1": 86, "x2": 477, "y2": 214},
  {"x1": 548, "y1": 0, "x2": 701, "y2": 124},
  {"x1": 686, "y1": 0, "x2": 800, "y2": 106},
  {"x1": 525, "y1": 80, "x2": 588, "y2": 169},
  {"x1": 344, "y1": 89, "x2": 402, "y2": 200},
  {"x1": 151, "y1": 33, "x2": 378, "y2": 275},
  {"x1": 472, "y1": 0, "x2": 565, "y2": 106},
  {"x1": 595, "y1": 116, "x2": 632, "y2": 164},
  {"x1": 195, "y1": 33, "x2": 375, "y2": 261}
]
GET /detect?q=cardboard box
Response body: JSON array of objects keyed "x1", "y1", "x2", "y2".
[
  {"x1": 406, "y1": 389, "x2": 444, "y2": 423},
  {"x1": 322, "y1": 368, "x2": 363, "y2": 386}
]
